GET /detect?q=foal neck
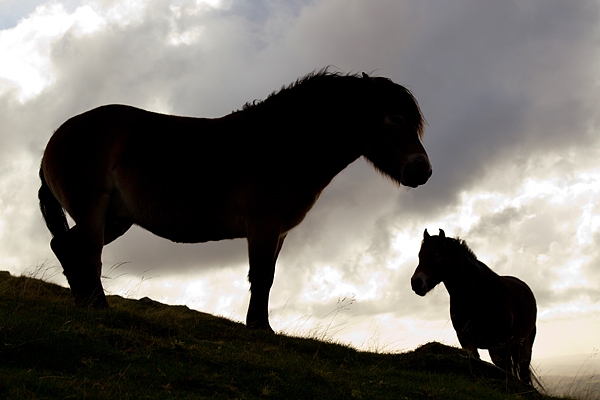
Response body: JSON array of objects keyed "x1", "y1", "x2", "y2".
[{"x1": 443, "y1": 252, "x2": 499, "y2": 298}]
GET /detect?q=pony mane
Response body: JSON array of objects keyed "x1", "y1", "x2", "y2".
[
  {"x1": 242, "y1": 68, "x2": 359, "y2": 110},
  {"x1": 240, "y1": 67, "x2": 425, "y2": 139}
]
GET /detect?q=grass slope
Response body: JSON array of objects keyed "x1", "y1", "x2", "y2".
[{"x1": 0, "y1": 271, "x2": 567, "y2": 399}]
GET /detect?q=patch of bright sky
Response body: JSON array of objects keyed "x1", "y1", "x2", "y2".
[
  {"x1": 408, "y1": 163, "x2": 600, "y2": 248},
  {"x1": 0, "y1": 152, "x2": 44, "y2": 271},
  {"x1": 334, "y1": 315, "x2": 458, "y2": 354},
  {"x1": 297, "y1": 263, "x2": 388, "y2": 305},
  {"x1": 299, "y1": 265, "x2": 355, "y2": 303},
  {"x1": 578, "y1": 203, "x2": 600, "y2": 246},
  {"x1": 387, "y1": 231, "x2": 421, "y2": 270},
  {"x1": 167, "y1": 24, "x2": 203, "y2": 46},
  {"x1": 0, "y1": 0, "x2": 231, "y2": 100},
  {"x1": 167, "y1": 0, "x2": 231, "y2": 46},
  {"x1": 539, "y1": 300, "x2": 600, "y2": 320},
  {"x1": 551, "y1": 257, "x2": 594, "y2": 292},
  {"x1": 86, "y1": 0, "x2": 147, "y2": 27},
  {"x1": 0, "y1": 3, "x2": 104, "y2": 101},
  {"x1": 104, "y1": 266, "x2": 251, "y2": 322},
  {"x1": 196, "y1": 0, "x2": 226, "y2": 8}
]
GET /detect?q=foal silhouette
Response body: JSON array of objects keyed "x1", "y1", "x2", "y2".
[{"x1": 411, "y1": 229, "x2": 537, "y2": 384}]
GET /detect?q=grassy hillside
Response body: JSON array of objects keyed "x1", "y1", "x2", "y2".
[{"x1": 0, "y1": 271, "x2": 568, "y2": 399}]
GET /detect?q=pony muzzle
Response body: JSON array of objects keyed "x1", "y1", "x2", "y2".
[
  {"x1": 401, "y1": 154, "x2": 432, "y2": 188},
  {"x1": 411, "y1": 273, "x2": 428, "y2": 296}
]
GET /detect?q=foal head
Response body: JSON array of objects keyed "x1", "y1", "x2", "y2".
[
  {"x1": 360, "y1": 73, "x2": 432, "y2": 188},
  {"x1": 412, "y1": 229, "x2": 491, "y2": 296},
  {"x1": 411, "y1": 229, "x2": 452, "y2": 296},
  {"x1": 410, "y1": 229, "x2": 476, "y2": 296}
]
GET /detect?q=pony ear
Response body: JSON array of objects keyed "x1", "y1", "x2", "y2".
[
  {"x1": 361, "y1": 72, "x2": 369, "y2": 78},
  {"x1": 439, "y1": 229, "x2": 445, "y2": 238},
  {"x1": 424, "y1": 229, "x2": 430, "y2": 239}
]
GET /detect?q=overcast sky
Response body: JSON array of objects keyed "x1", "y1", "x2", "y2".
[{"x1": 1, "y1": 0, "x2": 599, "y2": 377}]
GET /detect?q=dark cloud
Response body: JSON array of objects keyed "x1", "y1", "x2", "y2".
[{"x1": 398, "y1": 0, "x2": 600, "y2": 213}]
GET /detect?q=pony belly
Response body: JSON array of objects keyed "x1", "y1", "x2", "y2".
[
  {"x1": 110, "y1": 183, "x2": 248, "y2": 243},
  {"x1": 132, "y1": 212, "x2": 247, "y2": 244}
]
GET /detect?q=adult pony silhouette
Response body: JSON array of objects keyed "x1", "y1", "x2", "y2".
[
  {"x1": 411, "y1": 229, "x2": 537, "y2": 384},
  {"x1": 39, "y1": 69, "x2": 432, "y2": 331}
]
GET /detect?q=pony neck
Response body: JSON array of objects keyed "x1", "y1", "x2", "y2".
[{"x1": 228, "y1": 75, "x2": 369, "y2": 176}]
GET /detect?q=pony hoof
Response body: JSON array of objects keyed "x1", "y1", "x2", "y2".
[
  {"x1": 73, "y1": 294, "x2": 109, "y2": 310},
  {"x1": 91, "y1": 298, "x2": 109, "y2": 309},
  {"x1": 246, "y1": 321, "x2": 274, "y2": 332}
]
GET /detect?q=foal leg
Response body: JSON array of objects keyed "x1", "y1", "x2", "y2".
[
  {"x1": 246, "y1": 232, "x2": 287, "y2": 331},
  {"x1": 457, "y1": 335, "x2": 480, "y2": 359},
  {"x1": 467, "y1": 347, "x2": 480, "y2": 360},
  {"x1": 516, "y1": 327, "x2": 536, "y2": 385},
  {"x1": 489, "y1": 345, "x2": 510, "y2": 376}
]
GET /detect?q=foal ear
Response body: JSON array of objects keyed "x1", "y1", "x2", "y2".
[
  {"x1": 439, "y1": 229, "x2": 446, "y2": 238},
  {"x1": 361, "y1": 72, "x2": 370, "y2": 78},
  {"x1": 424, "y1": 229, "x2": 430, "y2": 239}
]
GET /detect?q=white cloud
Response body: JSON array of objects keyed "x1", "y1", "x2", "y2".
[{"x1": 0, "y1": 3, "x2": 107, "y2": 101}]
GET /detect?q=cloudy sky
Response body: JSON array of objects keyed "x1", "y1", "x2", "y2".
[{"x1": 1, "y1": 0, "x2": 600, "y2": 376}]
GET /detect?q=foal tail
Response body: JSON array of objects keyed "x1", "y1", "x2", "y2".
[
  {"x1": 521, "y1": 360, "x2": 546, "y2": 392},
  {"x1": 38, "y1": 166, "x2": 70, "y2": 237},
  {"x1": 529, "y1": 369, "x2": 545, "y2": 393},
  {"x1": 517, "y1": 361, "x2": 546, "y2": 393}
]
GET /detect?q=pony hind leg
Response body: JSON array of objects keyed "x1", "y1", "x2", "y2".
[
  {"x1": 52, "y1": 225, "x2": 108, "y2": 308},
  {"x1": 52, "y1": 196, "x2": 112, "y2": 309}
]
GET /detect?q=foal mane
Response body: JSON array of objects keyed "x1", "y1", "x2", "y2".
[
  {"x1": 240, "y1": 67, "x2": 425, "y2": 139},
  {"x1": 446, "y1": 237, "x2": 478, "y2": 261},
  {"x1": 445, "y1": 236, "x2": 499, "y2": 277}
]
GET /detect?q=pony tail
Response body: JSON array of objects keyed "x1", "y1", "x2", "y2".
[{"x1": 38, "y1": 166, "x2": 70, "y2": 236}]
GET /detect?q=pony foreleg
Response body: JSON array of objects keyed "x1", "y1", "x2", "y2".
[{"x1": 246, "y1": 232, "x2": 287, "y2": 331}]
